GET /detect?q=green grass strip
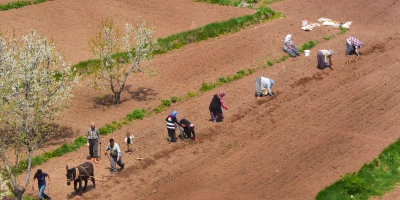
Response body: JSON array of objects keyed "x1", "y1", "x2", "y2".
[
  {"x1": 0, "y1": 0, "x2": 47, "y2": 11},
  {"x1": 317, "y1": 138, "x2": 400, "y2": 200},
  {"x1": 8, "y1": 136, "x2": 86, "y2": 176},
  {"x1": 73, "y1": 7, "x2": 279, "y2": 74},
  {"x1": 194, "y1": 0, "x2": 258, "y2": 7}
]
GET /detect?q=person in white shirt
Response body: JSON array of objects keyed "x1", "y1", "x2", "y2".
[
  {"x1": 104, "y1": 138, "x2": 125, "y2": 174},
  {"x1": 124, "y1": 132, "x2": 134, "y2": 154},
  {"x1": 255, "y1": 76, "x2": 275, "y2": 99}
]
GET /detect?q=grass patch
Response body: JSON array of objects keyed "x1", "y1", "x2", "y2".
[
  {"x1": 260, "y1": 0, "x2": 282, "y2": 6},
  {"x1": 153, "y1": 99, "x2": 172, "y2": 114},
  {"x1": 73, "y1": 6, "x2": 278, "y2": 75},
  {"x1": 339, "y1": 27, "x2": 348, "y2": 34},
  {"x1": 323, "y1": 35, "x2": 335, "y2": 40},
  {"x1": 194, "y1": 0, "x2": 258, "y2": 7},
  {"x1": 8, "y1": 136, "x2": 86, "y2": 176},
  {"x1": 0, "y1": 0, "x2": 47, "y2": 11},
  {"x1": 267, "y1": 60, "x2": 274, "y2": 66},
  {"x1": 299, "y1": 40, "x2": 318, "y2": 52},
  {"x1": 316, "y1": 137, "x2": 400, "y2": 200},
  {"x1": 274, "y1": 55, "x2": 288, "y2": 63}
]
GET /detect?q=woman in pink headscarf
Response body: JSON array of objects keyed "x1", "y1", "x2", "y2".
[{"x1": 209, "y1": 91, "x2": 228, "y2": 123}]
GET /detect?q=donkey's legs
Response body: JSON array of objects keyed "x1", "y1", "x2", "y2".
[
  {"x1": 84, "y1": 179, "x2": 88, "y2": 190},
  {"x1": 74, "y1": 180, "x2": 79, "y2": 192},
  {"x1": 91, "y1": 177, "x2": 96, "y2": 189},
  {"x1": 78, "y1": 180, "x2": 83, "y2": 195}
]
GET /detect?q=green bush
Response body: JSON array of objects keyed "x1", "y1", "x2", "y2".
[
  {"x1": 299, "y1": 40, "x2": 318, "y2": 52},
  {"x1": 171, "y1": 96, "x2": 178, "y2": 103},
  {"x1": 200, "y1": 82, "x2": 217, "y2": 92},
  {"x1": 267, "y1": 60, "x2": 274, "y2": 66},
  {"x1": 0, "y1": 0, "x2": 47, "y2": 11},
  {"x1": 187, "y1": 91, "x2": 197, "y2": 98},
  {"x1": 9, "y1": 136, "x2": 87, "y2": 176}
]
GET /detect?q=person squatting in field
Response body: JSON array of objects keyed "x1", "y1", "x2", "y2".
[
  {"x1": 32, "y1": 169, "x2": 51, "y2": 200},
  {"x1": 282, "y1": 34, "x2": 300, "y2": 57},
  {"x1": 86, "y1": 122, "x2": 101, "y2": 164},
  {"x1": 346, "y1": 36, "x2": 363, "y2": 57},
  {"x1": 105, "y1": 138, "x2": 125, "y2": 174},
  {"x1": 317, "y1": 49, "x2": 334, "y2": 70},
  {"x1": 179, "y1": 118, "x2": 197, "y2": 141},
  {"x1": 255, "y1": 76, "x2": 275, "y2": 99},
  {"x1": 166, "y1": 110, "x2": 179, "y2": 143},
  {"x1": 209, "y1": 91, "x2": 228, "y2": 123}
]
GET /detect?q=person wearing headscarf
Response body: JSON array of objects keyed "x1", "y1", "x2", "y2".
[
  {"x1": 282, "y1": 34, "x2": 300, "y2": 57},
  {"x1": 346, "y1": 36, "x2": 363, "y2": 57},
  {"x1": 317, "y1": 49, "x2": 334, "y2": 70},
  {"x1": 209, "y1": 91, "x2": 228, "y2": 123},
  {"x1": 255, "y1": 76, "x2": 275, "y2": 98},
  {"x1": 178, "y1": 118, "x2": 197, "y2": 141},
  {"x1": 166, "y1": 110, "x2": 179, "y2": 143}
]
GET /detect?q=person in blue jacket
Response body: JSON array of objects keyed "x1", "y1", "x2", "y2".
[{"x1": 166, "y1": 110, "x2": 179, "y2": 143}]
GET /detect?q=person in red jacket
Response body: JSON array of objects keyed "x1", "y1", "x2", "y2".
[
  {"x1": 179, "y1": 118, "x2": 197, "y2": 141},
  {"x1": 209, "y1": 91, "x2": 228, "y2": 123}
]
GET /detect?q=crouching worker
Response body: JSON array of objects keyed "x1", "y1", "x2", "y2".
[
  {"x1": 282, "y1": 34, "x2": 300, "y2": 57},
  {"x1": 346, "y1": 36, "x2": 363, "y2": 57},
  {"x1": 209, "y1": 91, "x2": 228, "y2": 123},
  {"x1": 317, "y1": 49, "x2": 334, "y2": 70},
  {"x1": 105, "y1": 138, "x2": 124, "y2": 174},
  {"x1": 179, "y1": 118, "x2": 197, "y2": 141},
  {"x1": 255, "y1": 76, "x2": 275, "y2": 99}
]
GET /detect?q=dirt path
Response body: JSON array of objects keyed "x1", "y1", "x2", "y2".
[{"x1": 13, "y1": 0, "x2": 400, "y2": 199}]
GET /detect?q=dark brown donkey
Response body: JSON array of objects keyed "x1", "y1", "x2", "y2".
[{"x1": 66, "y1": 162, "x2": 95, "y2": 195}]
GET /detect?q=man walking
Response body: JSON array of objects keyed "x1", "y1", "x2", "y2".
[
  {"x1": 105, "y1": 138, "x2": 125, "y2": 174},
  {"x1": 32, "y1": 169, "x2": 51, "y2": 200},
  {"x1": 86, "y1": 122, "x2": 101, "y2": 164}
]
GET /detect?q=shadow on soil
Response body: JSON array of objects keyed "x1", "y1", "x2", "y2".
[{"x1": 92, "y1": 86, "x2": 157, "y2": 106}]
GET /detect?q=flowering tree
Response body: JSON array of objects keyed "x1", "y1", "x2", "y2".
[
  {"x1": 89, "y1": 18, "x2": 158, "y2": 104},
  {"x1": 0, "y1": 30, "x2": 78, "y2": 199}
]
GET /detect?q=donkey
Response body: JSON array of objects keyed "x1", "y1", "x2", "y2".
[{"x1": 66, "y1": 162, "x2": 95, "y2": 195}]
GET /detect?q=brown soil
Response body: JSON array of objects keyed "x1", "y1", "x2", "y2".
[{"x1": 5, "y1": 0, "x2": 400, "y2": 199}]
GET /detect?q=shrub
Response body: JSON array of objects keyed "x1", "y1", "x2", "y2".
[
  {"x1": 267, "y1": 60, "x2": 274, "y2": 66},
  {"x1": 299, "y1": 40, "x2": 318, "y2": 52},
  {"x1": 218, "y1": 77, "x2": 227, "y2": 83},
  {"x1": 171, "y1": 96, "x2": 178, "y2": 103},
  {"x1": 200, "y1": 82, "x2": 217, "y2": 92}
]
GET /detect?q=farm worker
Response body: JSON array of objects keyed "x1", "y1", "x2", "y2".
[
  {"x1": 166, "y1": 110, "x2": 179, "y2": 143},
  {"x1": 209, "y1": 91, "x2": 228, "y2": 123},
  {"x1": 105, "y1": 138, "x2": 125, "y2": 174},
  {"x1": 32, "y1": 169, "x2": 51, "y2": 200},
  {"x1": 86, "y1": 122, "x2": 101, "y2": 164},
  {"x1": 179, "y1": 118, "x2": 197, "y2": 141},
  {"x1": 255, "y1": 76, "x2": 275, "y2": 98},
  {"x1": 124, "y1": 132, "x2": 134, "y2": 154},
  {"x1": 346, "y1": 36, "x2": 363, "y2": 57},
  {"x1": 317, "y1": 49, "x2": 334, "y2": 70},
  {"x1": 282, "y1": 34, "x2": 300, "y2": 57}
]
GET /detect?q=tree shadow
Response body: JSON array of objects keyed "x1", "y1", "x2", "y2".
[
  {"x1": 93, "y1": 94, "x2": 116, "y2": 106},
  {"x1": 92, "y1": 86, "x2": 158, "y2": 106},
  {"x1": 125, "y1": 85, "x2": 158, "y2": 102}
]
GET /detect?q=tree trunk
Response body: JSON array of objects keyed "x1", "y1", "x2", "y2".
[
  {"x1": 12, "y1": 186, "x2": 24, "y2": 200},
  {"x1": 114, "y1": 92, "x2": 121, "y2": 104}
]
